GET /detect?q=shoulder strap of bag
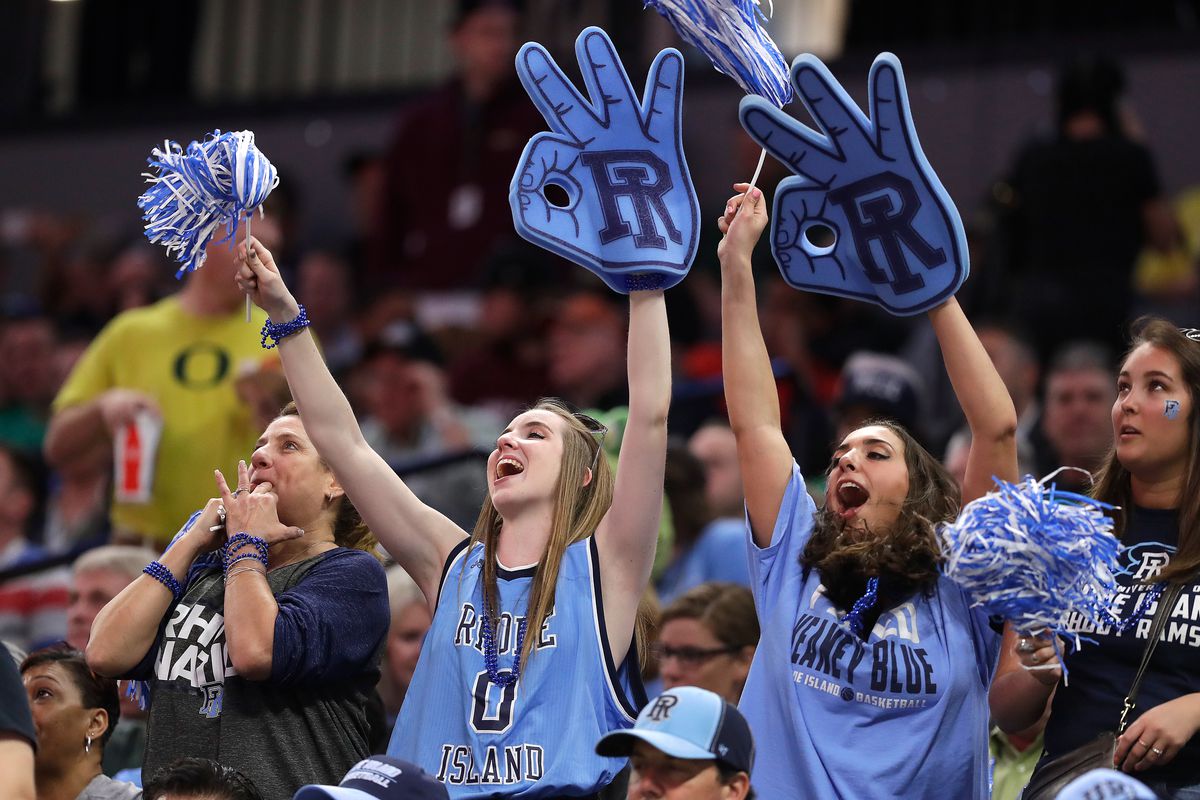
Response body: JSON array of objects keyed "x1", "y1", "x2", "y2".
[{"x1": 1117, "y1": 581, "x2": 1185, "y2": 733}]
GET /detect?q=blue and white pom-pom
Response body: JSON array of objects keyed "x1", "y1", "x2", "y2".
[
  {"x1": 643, "y1": 0, "x2": 793, "y2": 107},
  {"x1": 939, "y1": 469, "x2": 1123, "y2": 676},
  {"x1": 137, "y1": 129, "x2": 279, "y2": 278}
]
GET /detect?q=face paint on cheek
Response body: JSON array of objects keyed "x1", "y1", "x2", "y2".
[{"x1": 1165, "y1": 399, "x2": 1181, "y2": 420}]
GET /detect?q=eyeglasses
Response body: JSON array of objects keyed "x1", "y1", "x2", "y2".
[
  {"x1": 575, "y1": 412, "x2": 609, "y2": 471},
  {"x1": 1181, "y1": 328, "x2": 1200, "y2": 343},
  {"x1": 649, "y1": 643, "x2": 739, "y2": 668}
]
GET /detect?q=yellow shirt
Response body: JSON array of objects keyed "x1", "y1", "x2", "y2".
[{"x1": 53, "y1": 297, "x2": 274, "y2": 543}]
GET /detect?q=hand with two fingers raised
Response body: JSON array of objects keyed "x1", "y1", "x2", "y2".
[{"x1": 215, "y1": 460, "x2": 304, "y2": 551}]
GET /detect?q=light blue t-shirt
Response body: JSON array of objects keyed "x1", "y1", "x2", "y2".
[
  {"x1": 388, "y1": 537, "x2": 646, "y2": 798},
  {"x1": 656, "y1": 518, "x2": 753, "y2": 604},
  {"x1": 738, "y1": 462, "x2": 1000, "y2": 799}
]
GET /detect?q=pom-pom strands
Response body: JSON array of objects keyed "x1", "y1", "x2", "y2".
[
  {"x1": 939, "y1": 471, "x2": 1123, "y2": 667},
  {"x1": 138, "y1": 130, "x2": 279, "y2": 278},
  {"x1": 643, "y1": 0, "x2": 792, "y2": 108}
]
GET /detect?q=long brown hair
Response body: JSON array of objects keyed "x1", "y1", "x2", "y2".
[
  {"x1": 802, "y1": 418, "x2": 960, "y2": 614},
  {"x1": 278, "y1": 402, "x2": 380, "y2": 556},
  {"x1": 1092, "y1": 318, "x2": 1200, "y2": 583},
  {"x1": 468, "y1": 398, "x2": 647, "y2": 673}
]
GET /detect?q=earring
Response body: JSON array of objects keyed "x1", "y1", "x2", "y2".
[{"x1": 85, "y1": 735, "x2": 92, "y2": 753}]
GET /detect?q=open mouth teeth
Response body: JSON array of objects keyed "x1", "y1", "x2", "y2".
[
  {"x1": 1121, "y1": 426, "x2": 1139, "y2": 435},
  {"x1": 836, "y1": 481, "x2": 869, "y2": 509},
  {"x1": 497, "y1": 458, "x2": 525, "y2": 479}
]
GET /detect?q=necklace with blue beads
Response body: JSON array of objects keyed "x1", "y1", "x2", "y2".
[
  {"x1": 480, "y1": 593, "x2": 527, "y2": 687},
  {"x1": 842, "y1": 576, "x2": 880, "y2": 637}
]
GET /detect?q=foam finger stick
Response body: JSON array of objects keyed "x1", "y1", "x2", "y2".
[
  {"x1": 138, "y1": 129, "x2": 279, "y2": 321},
  {"x1": 509, "y1": 27, "x2": 699, "y2": 294},
  {"x1": 938, "y1": 469, "x2": 1135, "y2": 682},
  {"x1": 644, "y1": 0, "x2": 792, "y2": 192},
  {"x1": 740, "y1": 54, "x2": 968, "y2": 315}
]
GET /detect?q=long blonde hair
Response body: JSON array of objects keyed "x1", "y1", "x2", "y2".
[{"x1": 468, "y1": 398, "x2": 642, "y2": 673}]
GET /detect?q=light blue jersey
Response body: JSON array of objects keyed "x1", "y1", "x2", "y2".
[
  {"x1": 739, "y1": 461, "x2": 1000, "y2": 799},
  {"x1": 388, "y1": 537, "x2": 646, "y2": 798}
]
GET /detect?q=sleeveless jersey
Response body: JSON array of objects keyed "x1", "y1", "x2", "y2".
[{"x1": 388, "y1": 537, "x2": 647, "y2": 798}]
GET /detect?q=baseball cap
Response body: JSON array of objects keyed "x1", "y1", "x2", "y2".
[
  {"x1": 1056, "y1": 768, "x2": 1155, "y2": 800},
  {"x1": 293, "y1": 756, "x2": 449, "y2": 800},
  {"x1": 834, "y1": 352, "x2": 924, "y2": 431},
  {"x1": 595, "y1": 686, "x2": 754, "y2": 774}
]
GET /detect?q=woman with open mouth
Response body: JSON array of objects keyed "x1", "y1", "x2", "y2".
[
  {"x1": 717, "y1": 184, "x2": 1018, "y2": 799},
  {"x1": 234, "y1": 234, "x2": 670, "y2": 799}
]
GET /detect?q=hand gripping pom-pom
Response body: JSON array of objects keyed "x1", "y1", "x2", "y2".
[
  {"x1": 137, "y1": 129, "x2": 279, "y2": 278},
  {"x1": 644, "y1": 0, "x2": 792, "y2": 107},
  {"x1": 938, "y1": 469, "x2": 1126, "y2": 680}
]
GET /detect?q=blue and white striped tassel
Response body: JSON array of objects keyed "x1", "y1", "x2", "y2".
[
  {"x1": 137, "y1": 129, "x2": 279, "y2": 278},
  {"x1": 643, "y1": 0, "x2": 793, "y2": 108},
  {"x1": 938, "y1": 469, "x2": 1123, "y2": 677}
]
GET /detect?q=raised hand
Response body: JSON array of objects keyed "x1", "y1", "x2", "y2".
[
  {"x1": 740, "y1": 53, "x2": 968, "y2": 316},
  {"x1": 214, "y1": 460, "x2": 303, "y2": 546},
  {"x1": 235, "y1": 237, "x2": 299, "y2": 321},
  {"x1": 510, "y1": 26, "x2": 699, "y2": 293}
]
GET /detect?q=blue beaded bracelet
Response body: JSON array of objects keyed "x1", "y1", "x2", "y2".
[
  {"x1": 260, "y1": 304, "x2": 310, "y2": 349},
  {"x1": 143, "y1": 561, "x2": 183, "y2": 602},
  {"x1": 222, "y1": 533, "x2": 269, "y2": 570},
  {"x1": 226, "y1": 551, "x2": 268, "y2": 573}
]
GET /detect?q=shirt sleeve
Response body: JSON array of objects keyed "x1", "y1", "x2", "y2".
[
  {"x1": 0, "y1": 646, "x2": 36, "y2": 748},
  {"x1": 51, "y1": 318, "x2": 121, "y2": 412},
  {"x1": 746, "y1": 460, "x2": 817, "y2": 622},
  {"x1": 270, "y1": 549, "x2": 389, "y2": 686}
]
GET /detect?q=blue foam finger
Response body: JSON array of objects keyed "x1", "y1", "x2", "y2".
[
  {"x1": 739, "y1": 53, "x2": 968, "y2": 315},
  {"x1": 510, "y1": 26, "x2": 700, "y2": 294}
]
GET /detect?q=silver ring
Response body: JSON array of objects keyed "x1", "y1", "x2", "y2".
[
  {"x1": 1017, "y1": 638, "x2": 1035, "y2": 653},
  {"x1": 231, "y1": 488, "x2": 249, "y2": 498},
  {"x1": 1138, "y1": 739, "x2": 1151, "y2": 749},
  {"x1": 1151, "y1": 747, "x2": 1164, "y2": 756}
]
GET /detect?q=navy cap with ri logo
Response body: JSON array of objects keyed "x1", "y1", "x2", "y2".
[
  {"x1": 595, "y1": 686, "x2": 755, "y2": 775},
  {"x1": 293, "y1": 756, "x2": 449, "y2": 800}
]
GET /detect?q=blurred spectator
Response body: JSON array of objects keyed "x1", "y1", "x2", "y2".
[
  {"x1": 989, "y1": 709, "x2": 1050, "y2": 800},
  {"x1": 0, "y1": 446, "x2": 68, "y2": 651},
  {"x1": 378, "y1": 566, "x2": 431, "y2": 731},
  {"x1": 1133, "y1": 185, "x2": 1200, "y2": 325},
  {"x1": 66, "y1": 545, "x2": 157, "y2": 778},
  {"x1": 359, "y1": 321, "x2": 498, "y2": 530},
  {"x1": 832, "y1": 352, "x2": 926, "y2": 444},
  {"x1": 1038, "y1": 341, "x2": 1115, "y2": 491},
  {"x1": 995, "y1": 55, "x2": 1178, "y2": 360},
  {"x1": 687, "y1": 420, "x2": 743, "y2": 520},
  {"x1": 943, "y1": 322, "x2": 1045, "y2": 479},
  {"x1": 369, "y1": 0, "x2": 541, "y2": 293},
  {"x1": 39, "y1": 240, "x2": 116, "y2": 338},
  {"x1": 446, "y1": 246, "x2": 552, "y2": 411},
  {"x1": 296, "y1": 251, "x2": 362, "y2": 378},
  {"x1": 20, "y1": 644, "x2": 139, "y2": 800},
  {"x1": 653, "y1": 583, "x2": 759, "y2": 704},
  {"x1": 341, "y1": 152, "x2": 385, "y2": 270},
  {"x1": 656, "y1": 445, "x2": 750, "y2": 605},
  {"x1": 0, "y1": 312, "x2": 59, "y2": 455},
  {"x1": 293, "y1": 755, "x2": 448, "y2": 800},
  {"x1": 234, "y1": 365, "x2": 293, "y2": 435},
  {"x1": 0, "y1": 643, "x2": 35, "y2": 800},
  {"x1": 106, "y1": 243, "x2": 170, "y2": 315},
  {"x1": 548, "y1": 291, "x2": 629, "y2": 411},
  {"x1": 143, "y1": 757, "x2": 262, "y2": 800},
  {"x1": 44, "y1": 218, "x2": 283, "y2": 546}
]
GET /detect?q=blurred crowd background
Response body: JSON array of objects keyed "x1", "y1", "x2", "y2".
[{"x1": 0, "y1": 2, "x2": 1198, "y2": 794}]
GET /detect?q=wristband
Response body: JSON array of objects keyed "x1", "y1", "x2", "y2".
[{"x1": 143, "y1": 561, "x2": 184, "y2": 602}]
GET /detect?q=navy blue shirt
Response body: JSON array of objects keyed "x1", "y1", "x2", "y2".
[{"x1": 1045, "y1": 506, "x2": 1200, "y2": 784}]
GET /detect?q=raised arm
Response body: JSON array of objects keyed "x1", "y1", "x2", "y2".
[
  {"x1": 990, "y1": 626, "x2": 1059, "y2": 732},
  {"x1": 237, "y1": 239, "x2": 465, "y2": 607},
  {"x1": 595, "y1": 289, "x2": 671, "y2": 661},
  {"x1": 87, "y1": 502, "x2": 222, "y2": 676},
  {"x1": 719, "y1": 186, "x2": 793, "y2": 548},
  {"x1": 928, "y1": 298, "x2": 1019, "y2": 503}
]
